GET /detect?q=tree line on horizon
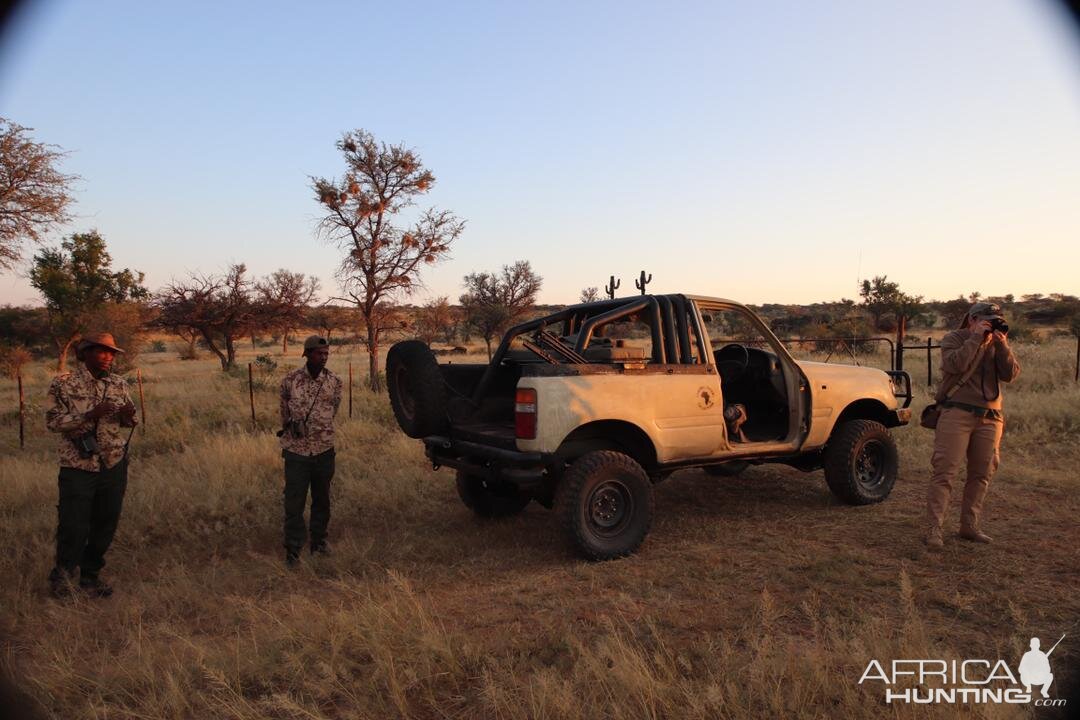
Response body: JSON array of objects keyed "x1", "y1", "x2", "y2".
[{"x1": 2, "y1": 117, "x2": 1079, "y2": 387}]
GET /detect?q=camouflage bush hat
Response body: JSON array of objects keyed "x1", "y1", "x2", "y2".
[
  {"x1": 302, "y1": 335, "x2": 329, "y2": 356},
  {"x1": 76, "y1": 332, "x2": 125, "y2": 355},
  {"x1": 968, "y1": 302, "x2": 1004, "y2": 321}
]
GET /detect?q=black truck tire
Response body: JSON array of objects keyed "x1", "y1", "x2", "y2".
[
  {"x1": 555, "y1": 450, "x2": 654, "y2": 560},
  {"x1": 823, "y1": 419, "x2": 898, "y2": 505},
  {"x1": 455, "y1": 472, "x2": 531, "y2": 518},
  {"x1": 703, "y1": 460, "x2": 750, "y2": 477},
  {"x1": 386, "y1": 340, "x2": 448, "y2": 438}
]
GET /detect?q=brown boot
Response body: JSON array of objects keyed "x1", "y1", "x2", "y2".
[
  {"x1": 925, "y1": 527, "x2": 944, "y2": 549},
  {"x1": 959, "y1": 527, "x2": 992, "y2": 543}
]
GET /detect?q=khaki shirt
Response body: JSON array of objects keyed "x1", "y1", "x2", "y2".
[
  {"x1": 45, "y1": 365, "x2": 137, "y2": 471},
  {"x1": 279, "y1": 366, "x2": 343, "y2": 456},
  {"x1": 937, "y1": 328, "x2": 1021, "y2": 411}
]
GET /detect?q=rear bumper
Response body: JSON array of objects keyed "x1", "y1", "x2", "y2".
[{"x1": 422, "y1": 436, "x2": 558, "y2": 487}]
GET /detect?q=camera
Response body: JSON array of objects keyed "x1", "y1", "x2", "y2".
[
  {"x1": 987, "y1": 318, "x2": 1009, "y2": 334},
  {"x1": 276, "y1": 419, "x2": 308, "y2": 439},
  {"x1": 72, "y1": 432, "x2": 100, "y2": 459}
]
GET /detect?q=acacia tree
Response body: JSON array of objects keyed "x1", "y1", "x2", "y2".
[
  {"x1": 859, "y1": 275, "x2": 925, "y2": 331},
  {"x1": 29, "y1": 230, "x2": 148, "y2": 370},
  {"x1": 460, "y1": 260, "x2": 543, "y2": 359},
  {"x1": 0, "y1": 118, "x2": 77, "y2": 270},
  {"x1": 155, "y1": 264, "x2": 266, "y2": 371},
  {"x1": 580, "y1": 287, "x2": 600, "y2": 303},
  {"x1": 306, "y1": 304, "x2": 357, "y2": 343},
  {"x1": 256, "y1": 269, "x2": 319, "y2": 354},
  {"x1": 312, "y1": 130, "x2": 464, "y2": 391},
  {"x1": 412, "y1": 296, "x2": 454, "y2": 345}
]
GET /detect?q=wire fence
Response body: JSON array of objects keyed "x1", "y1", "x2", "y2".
[
  {"x1": 9, "y1": 336, "x2": 1080, "y2": 449},
  {"x1": 11, "y1": 359, "x2": 359, "y2": 451}
]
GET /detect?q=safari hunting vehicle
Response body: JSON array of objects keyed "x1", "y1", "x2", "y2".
[{"x1": 387, "y1": 294, "x2": 912, "y2": 560}]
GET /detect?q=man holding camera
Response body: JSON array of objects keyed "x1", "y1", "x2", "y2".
[
  {"x1": 925, "y1": 302, "x2": 1021, "y2": 549},
  {"x1": 44, "y1": 333, "x2": 138, "y2": 597},
  {"x1": 279, "y1": 336, "x2": 343, "y2": 565}
]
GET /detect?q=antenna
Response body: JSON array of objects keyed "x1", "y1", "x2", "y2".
[{"x1": 856, "y1": 249, "x2": 863, "y2": 296}]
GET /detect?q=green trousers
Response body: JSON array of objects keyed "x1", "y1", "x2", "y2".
[
  {"x1": 282, "y1": 448, "x2": 335, "y2": 552},
  {"x1": 51, "y1": 459, "x2": 128, "y2": 581}
]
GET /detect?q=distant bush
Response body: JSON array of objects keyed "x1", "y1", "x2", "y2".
[
  {"x1": 1006, "y1": 314, "x2": 1037, "y2": 344},
  {"x1": 254, "y1": 354, "x2": 278, "y2": 373},
  {"x1": 0, "y1": 344, "x2": 32, "y2": 379},
  {"x1": 151, "y1": 340, "x2": 168, "y2": 353},
  {"x1": 228, "y1": 353, "x2": 281, "y2": 390}
]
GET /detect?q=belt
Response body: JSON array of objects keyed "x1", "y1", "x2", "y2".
[{"x1": 942, "y1": 401, "x2": 1001, "y2": 420}]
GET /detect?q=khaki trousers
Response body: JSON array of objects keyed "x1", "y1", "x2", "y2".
[{"x1": 926, "y1": 407, "x2": 1003, "y2": 533}]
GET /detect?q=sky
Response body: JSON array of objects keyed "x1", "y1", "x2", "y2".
[{"x1": 1, "y1": 0, "x2": 1079, "y2": 307}]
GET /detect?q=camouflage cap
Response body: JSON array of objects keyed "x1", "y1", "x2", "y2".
[
  {"x1": 302, "y1": 335, "x2": 329, "y2": 355},
  {"x1": 76, "y1": 332, "x2": 125, "y2": 354},
  {"x1": 968, "y1": 302, "x2": 1004, "y2": 320}
]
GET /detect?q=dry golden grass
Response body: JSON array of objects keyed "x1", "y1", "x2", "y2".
[{"x1": 1, "y1": 339, "x2": 1077, "y2": 718}]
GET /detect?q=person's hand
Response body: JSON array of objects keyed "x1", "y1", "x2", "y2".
[
  {"x1": 992, "y1": 329, "x2": 1009, "y2": 346},
  {"x1": 970, "y1": 319, "x2": 992, "y2": 342},
  {"x1": 86, "y1": 400, "x2": 120, "y2": 421},
  {"x1": 117, "y1": 400, "x2": 137, "y2": 421}
]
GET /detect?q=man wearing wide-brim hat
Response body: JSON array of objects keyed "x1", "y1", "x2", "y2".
[
  {"x1": 925, "y1": 303, "x2": 1021, "y2": 549},
  {"x1": 44, "y1": 332, "x2": 138, "y2": 597},
  {"x1": 278, "y1": 335, "x2": 343, "y2": 565}
]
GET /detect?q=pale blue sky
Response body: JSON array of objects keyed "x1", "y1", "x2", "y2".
[{"x1": 1, "y1": 0, "x2": 1078, "y2": 306}]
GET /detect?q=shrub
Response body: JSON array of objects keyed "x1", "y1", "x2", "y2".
[
  {"x1": 0, "y1": 344, "x2": 32, "y2": 379},
  {"x1": 253, "y1": 354, "x2": 278, "y2": 374},
  {"x1": 178, "y1": 342, "x2": 200, "y2": 361},
  {"x1": 151, "y1": 340, "x2": 168, "y2": 353}
]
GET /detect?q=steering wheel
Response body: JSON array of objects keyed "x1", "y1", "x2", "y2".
[{"x1": 714, "y1": 343, "x2": 750, "y2": 382}]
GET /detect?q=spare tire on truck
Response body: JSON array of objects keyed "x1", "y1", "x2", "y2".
[{"x1": 387, "y1": 340, "x2": 448, "y2": 438}]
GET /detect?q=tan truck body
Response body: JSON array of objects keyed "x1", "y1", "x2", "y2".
[
  {"x1": 388, "y1": 292, "x2": 912, "y2": 560},
  {"x1": 518, "y1": 296, "x2": 907, "y2": 464}
]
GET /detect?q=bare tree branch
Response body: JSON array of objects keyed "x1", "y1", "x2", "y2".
[{"x1": 311, "y1": 130, "x2": 464, "y2": 391}]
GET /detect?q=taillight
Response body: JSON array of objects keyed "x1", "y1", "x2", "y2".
[{"x1": 515, "y1": 387, "x2": 537, "y2": 439}]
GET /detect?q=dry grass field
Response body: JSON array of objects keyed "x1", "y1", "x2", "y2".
[{"x1": 1, "y1": 338, "x2": 1077, "y2": 719}]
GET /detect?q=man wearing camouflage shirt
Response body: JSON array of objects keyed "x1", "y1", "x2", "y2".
[
  {"x1": 45, "y1": 333, "x2": 138, "y2": 598},
  {"x1": 279, "y1": 335, "x2": 343, "y2": 565}
]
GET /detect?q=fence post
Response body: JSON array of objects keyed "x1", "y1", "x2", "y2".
[
  {"x1": 136, "y1": 368, "x2": 147, "y2": 433},
  {"x1": 17, "y1": 371, "x2": 24, "y2": 450},
  {"x1": 926, "y1": 337, "x2": 933, "y2": 387},
  {"x1": 348, "y1": 362, "x2": 353, "y2": 418},
  {"x1": 248, "y1": 363, "x2": 256, "y2": 428},
  {"x1": 1075, "y1": 336, "x2": 1079, "y2": 383}
]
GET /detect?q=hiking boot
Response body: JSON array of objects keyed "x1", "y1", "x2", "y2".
[
  {"x1": 79, "y1": 576, "x2": 114, "y2": 598},
  {"x1": 959, "y1": 528, "x2": 993, "y2": 544},
  {"x1": 48, "y1": 568, "x2": 77, "y2": 599},
  {"x1": 285, "y1": 549, "x2": 301, "y2": 567},
  {"x1": 924, "y1": 527, "x2": 944, "y2": 550},
  {"x1": 310, "y1": 542, "x2": 331, "y2": 557}
]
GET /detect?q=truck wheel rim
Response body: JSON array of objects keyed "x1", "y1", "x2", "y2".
[
  {"x1": 587, "y1": 480, "x2": 633, "y2": 536},
  {"x1": 855, "y1": 440, "x2": 886, "y2": 488}
]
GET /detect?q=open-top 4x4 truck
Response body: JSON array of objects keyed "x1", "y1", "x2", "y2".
[{"x1": 387, "y1": 294, "x2": 912, "y2": 560}]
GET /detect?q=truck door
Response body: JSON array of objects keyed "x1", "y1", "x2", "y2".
[{"x1": 694, "y1": 300, "x2": 809, "y2": 454}]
